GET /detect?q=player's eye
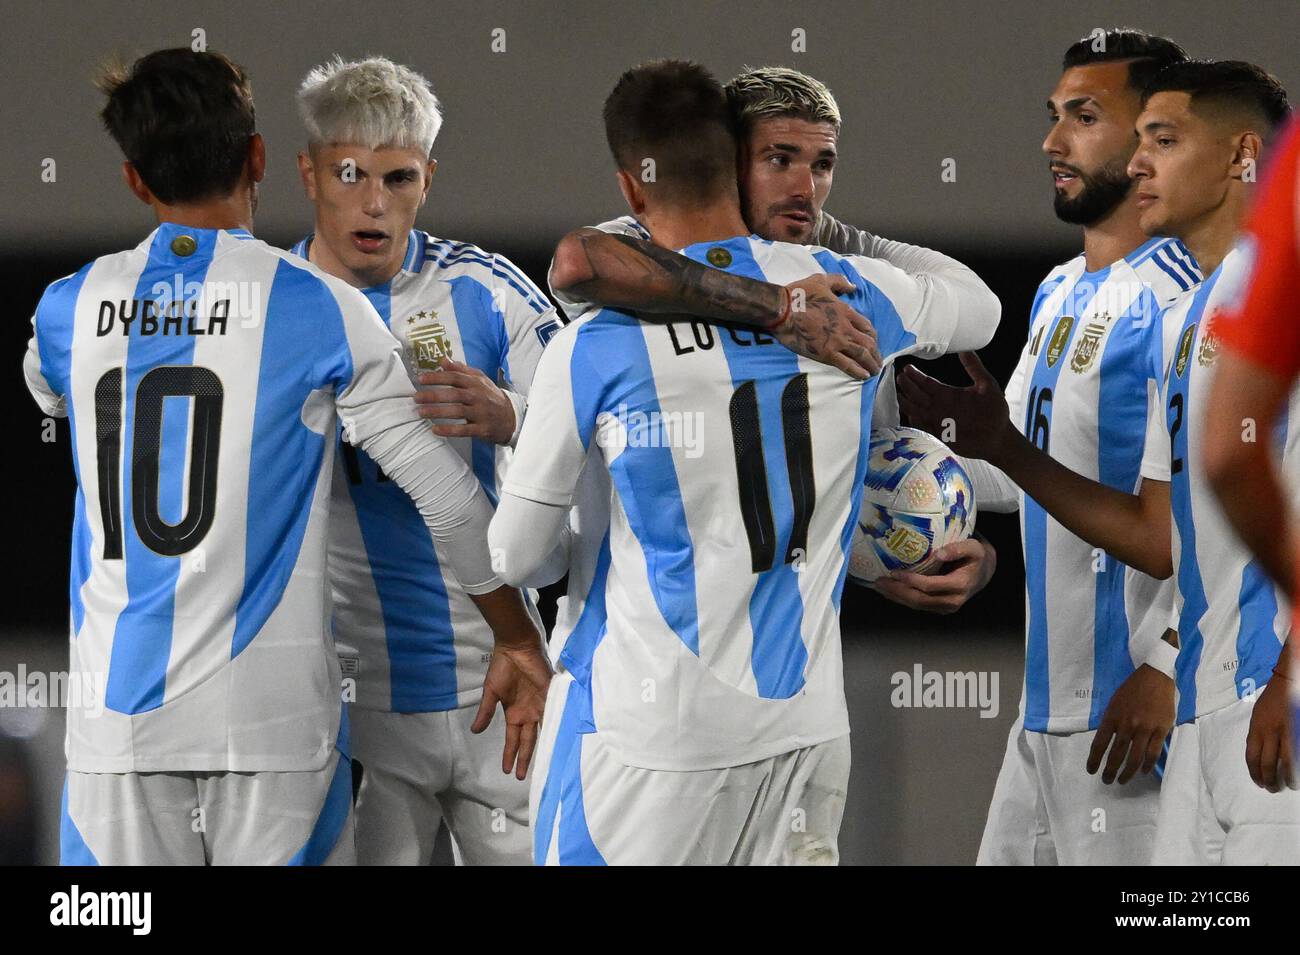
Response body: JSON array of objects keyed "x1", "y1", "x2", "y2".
[
  {"x1": 1157, "y1": 137, "x2": 1175, "y2": 148},
  {"x1": 1078, "y1": 113, "x2": 1095, "y2": 125},
  {"x1": 768, "y1": 154, "x2": 789, "y2": 168}
]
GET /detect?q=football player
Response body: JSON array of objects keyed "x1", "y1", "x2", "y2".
[{"x1": 291, "y1": 56, "x2": 558, "y2": 865}]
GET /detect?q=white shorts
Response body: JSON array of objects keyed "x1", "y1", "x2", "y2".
[
  {"x1": 61, "y1": 747, "x2": 354, "y2": 865},
  {"x1": 350, "y1": 703, "x2": 530, "y2": 865},
  {"x1": 529, "y1": 672, "x2": 850, "y2": 865},
  {"x1": 1153, "y1": 692, "x2": 1300, "y2": 865},
  {"x1": 978, "y1": 715, "x2": 1161, "y2": 865}
]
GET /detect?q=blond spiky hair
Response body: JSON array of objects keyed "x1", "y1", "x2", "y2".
[
  {"x1": 297, "y1": 55, "x2": 442, "y2": 154},
  {"x1": 724, "y1": 66, "x2": 841, "y2": 136}
]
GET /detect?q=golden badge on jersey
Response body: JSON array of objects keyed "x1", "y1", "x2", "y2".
[
  {"x1": 1175, "y1": 322, "x2": 1197, "y2": 378},
  {"x1": 706, "y1": 246, "x2": 733, "y2": 268},
  {"x1": 1045, "y1": 315, "x2": 1074, "y2": 368},
  {"x1": 1196, "y1": 321, "x2": 1220, "y2": 367},
  {"x1": 406, "y1": 309, "x2": 453, "y2": 371},
  {"x1": 1069, "y1": 316, "x2": 1109, "y2": 374}
]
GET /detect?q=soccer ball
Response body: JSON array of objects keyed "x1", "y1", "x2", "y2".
[{"x1": 847, "y1": 426, "x2": 977, "y2": 584}]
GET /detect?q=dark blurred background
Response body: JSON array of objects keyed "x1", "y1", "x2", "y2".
[{"x1": 3, "y1": 0, "x2": 1297, "y2": 864}]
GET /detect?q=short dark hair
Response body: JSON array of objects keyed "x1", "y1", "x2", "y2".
[
  {"x1": 1062, "y1": 28, "x2": 1188, "y2": 92},
  {"x1": 98, "y1": 48, "x2": 256, "y2": 205},
  {"x1": 602, "y1": 59, "x2": 736, "y2": 203},
  {"x1": 1142, "y1": 59, "x2": 1291, "y2": 138}
]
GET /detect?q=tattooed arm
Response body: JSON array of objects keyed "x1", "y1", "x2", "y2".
[{"x1": 549, "y1": 228, "x2": 882, "y2": 379}]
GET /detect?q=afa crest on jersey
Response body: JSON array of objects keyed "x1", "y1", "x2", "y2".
[
  {"x1": 848, "y1": 427, "x2": 978, "y2": 583},
  {"x1": 1069, "y1": 320, "x2": 1104, "y2": 373},
  {"x1": 1197, "y1": 323, "x2": 1220, "y2": 367},
  {"x1": 405, "y1": 309, "x2": 453, "y2": 371}
]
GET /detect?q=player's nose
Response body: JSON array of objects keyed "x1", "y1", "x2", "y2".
[
  {"x1": 791, "y1": 164, "x2": 815, "y2": 199},
  {"x1": 361, "y1": 179, "x2": 386, "y2": 215},
  {"x1": 1041, "y1": 124, "x2": 1065, "y2": 158},
  {"x1": 1127, "y1": 149, "x2": 1152, "y2": 181}
]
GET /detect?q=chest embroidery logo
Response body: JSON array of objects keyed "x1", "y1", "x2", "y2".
[
  {"x1": 406, "y1": 309, "x2": 453, "y2": 371},
  {"x1": 1175, "y1": 322, "x2": 1197, "y2": 378}
]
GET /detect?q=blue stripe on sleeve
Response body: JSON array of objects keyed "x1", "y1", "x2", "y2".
[
  {"x1": 1150, "y1": 251, "x2": 1191, "y2": 292},
  {"x1": 34, "y1": 264, "x2": 93, "y2": 398}
]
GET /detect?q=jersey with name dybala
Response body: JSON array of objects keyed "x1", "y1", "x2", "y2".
[
  {"x1": 1142, "y1": 248, "x2": 1299, "y2": 723},
  {"x1": 509, "y1": 234, "x2": 974, "y2": 771},
  {"x1": 291, "y1": 231, "x2": 559, "y2": 712},
  {"x1": 1009, "y1": 237, "x2": 1198, "y2": 733},
  {"x1": 22, "y1": 223, "x2": 489, "y2": 772}
]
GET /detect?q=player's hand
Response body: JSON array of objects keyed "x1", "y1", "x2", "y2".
[
  {"x1": 896, "y1": 352, "x2": 1015, "y2": 463},
  {"x1": 1245, "y1": 676, "x2": 1296, "y2": 792},
  {"x1": 777, "y1": 274, "x2": 882, "y2": 379},
  {"x1": 472, "y1": 641, "x2": 553, "y2": 780},
  {"x1": 1087, "y1": 664, "x2": 1175, "y2": 784},
  {"x1": 413, "y1": 359, "x2": 516, "y2": 445},
  {"x1": 868, "y1": 536, "x2": 996, "y2": 614}
]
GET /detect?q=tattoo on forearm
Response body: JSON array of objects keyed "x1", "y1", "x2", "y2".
[{"x1": 568, "y1": 232, "x2": 778, "y2": 326}]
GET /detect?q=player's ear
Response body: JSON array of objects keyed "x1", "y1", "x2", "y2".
[
  {"x1": 297, "y1": 150, "x2": 317, "y2": 200},
  {"x1": 121, "y1": 161, "x2": 152, "y2": 205},
  {"x1": 616, "y1": 169, "x2": 646, "y2": 216},
  {"x1": 247, "y1": 133, "x2": 267, "y2": 184},
  {"x1": 420, "y1": 158, "x2": 437, "y2": 206},
  {"x1": 1233, "y1": 132, "x2": 1263, "y2": 181}
]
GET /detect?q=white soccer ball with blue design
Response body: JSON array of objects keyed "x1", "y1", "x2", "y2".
[{"x1": 848, "y1": 426, "x2": 977, "y2": 583}]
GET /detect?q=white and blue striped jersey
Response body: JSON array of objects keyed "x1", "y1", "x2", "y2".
[
  {"x1": 291, "y1": 231, "x2": 560, "y2": 712},
  {"x1": 1004, "y1": 237, "x2": 1199, "y2": 734},
  {"x1": 22, "y1": 223, "x2": 498, "y2": 772},
  {"x1": 510, "y1": 233, "x2": 992, "y2": 771},
  {"x1": 1140, "y1": 248, "x2": 1299, "y2": 723}
]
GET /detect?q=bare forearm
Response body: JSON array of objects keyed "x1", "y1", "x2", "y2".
[
  {"x1": 553, "y1": 230, "x2": 781, "y2": 327},
  {"x1": 469, "y1": 585, "x2": 544, "y2": 650},
  {"x1": 995, "y1": 429, "x2": 1171, "y2": 577}
]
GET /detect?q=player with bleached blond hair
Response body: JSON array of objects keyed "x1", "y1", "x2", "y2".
[{"x1": 292, "y1": 55, "x2": 559, "y2": 866}]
